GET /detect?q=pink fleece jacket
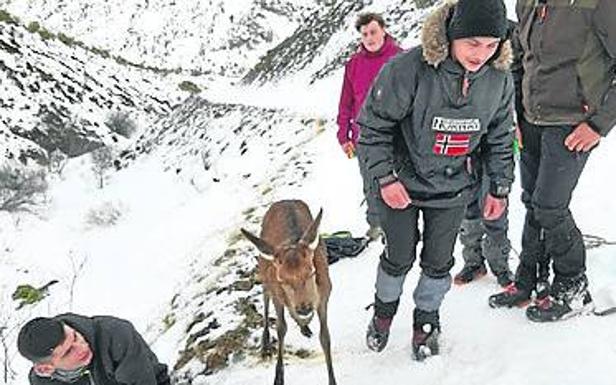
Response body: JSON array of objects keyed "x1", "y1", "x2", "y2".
[{"x1": 336, "y1": 35, "x2": 402, "y2": 146}]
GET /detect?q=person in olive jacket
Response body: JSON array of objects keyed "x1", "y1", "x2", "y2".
[
  {"x1": 17, "y1": 314, "x2": 170, "y2": 385},
  {"x1": 489, "y1": 0, "x2": 616, "y2": 323},
  {"x1": 357, "y1": 0, "x2": 515, "y2": 360}
]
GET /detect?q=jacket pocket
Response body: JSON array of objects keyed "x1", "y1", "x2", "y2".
[{"x1": 541, "y1": 66, "x2": 586, "y2": 111}]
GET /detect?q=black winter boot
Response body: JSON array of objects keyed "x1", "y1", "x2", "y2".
[
  {"x1": 454, "y1": 263, "x2": 487, "y2": 285},
  {"x1": 526, "y1": 274, "x2": 594, "y2": 322},
  {"x1": 488, "y1": 282, "x2": 532, "y2": 308},
  {"x1": 411, "y1": 308, "x2": 440, "y2": 361},
  {"x1": 365, "y1": 297, "x2": 397, "y2": 352},
  {"x1": 366, "y1": 315, "x2": 392, "y2": 352}
]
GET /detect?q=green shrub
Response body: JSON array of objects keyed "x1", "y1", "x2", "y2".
[
  {"x1": 57, "y1": 32, "x2": 76, "y2": 46},
  {"x1": 415, "y1": 0, "x2": 438, "y2": 9},
  {"x1": 38, "y1": 27, "x2": 55, "y2": 40},
  {"x1": 91, "y1": 46, "x2": 111, "y2": 58},
  {"x1": 178, "y1": 80, "x2": 201, "y2": 94},
  {"x1": 0, "y1": 9, "x2": 18, "y2": 25},
  {"x1": 114, "y1": 56, "x2": 129, "y2": 66},
  {"x1": 26, "y1": 21, "x2": 40, "y2": 33}
]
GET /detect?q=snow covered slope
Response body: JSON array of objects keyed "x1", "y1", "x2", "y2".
[
  {"x1": 1, "y1": 14, "x2": 181, "y2": 165},
  {"x1": 2, "y1": 1, "x2": 615, "y2": 385},
  {"x1": 2, "y1": 0, "x2": 318, "y2": 77}
]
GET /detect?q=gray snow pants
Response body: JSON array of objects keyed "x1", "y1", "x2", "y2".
[{"x1": 459, "y1": 177, "x2": 511, "y2": 275}]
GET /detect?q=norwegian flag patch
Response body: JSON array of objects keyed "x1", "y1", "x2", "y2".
[{"x1": 433, "y1": 133, "x2": 471, "y2": 156}]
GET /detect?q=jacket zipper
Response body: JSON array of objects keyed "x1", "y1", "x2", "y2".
[{"x1": 460, "y1": 71, "x2": 470, "y2": 101}]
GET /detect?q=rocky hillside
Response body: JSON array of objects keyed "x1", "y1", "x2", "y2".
[
  {"x1": 243, "y1": 0, "x2": 436, "y2": 85},
  {"x1": 0, "y1": 12, "x2": 182, "y2": 165},
  {"x1": 118, "y1": 96, "x2": 322, "y2": 186},
  {"x1": 4, "y1": 0, "x2": 439, "y2": 84},
  {"x1": 2, "y1": 0, "x2": 320, "y2": 78}
]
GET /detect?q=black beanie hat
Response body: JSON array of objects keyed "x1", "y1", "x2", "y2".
[
  {"x1": 17, "y1": 317, "x2": 65, "y2": 362},
  {"x1": 447, "y1": 0, "x2": 508, "y2": 40}
]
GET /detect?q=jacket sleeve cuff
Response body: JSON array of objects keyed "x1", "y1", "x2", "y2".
[
  {"x1": 586, "y1": 118, "x2": 607, "y2": 137},
  {"x1": 336, "y1": 126, "x2": 350, "y2": 145},
  {"x1": 489, "y1": 181, "x2": 510, "y2": 198},
  {"x1": 377, "y1": 173, "x2": 398, "y2": 188}
]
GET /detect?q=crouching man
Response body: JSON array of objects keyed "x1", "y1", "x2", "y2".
[{"x1": 17, "y1": 313, "x2": 170, "y2": 385}]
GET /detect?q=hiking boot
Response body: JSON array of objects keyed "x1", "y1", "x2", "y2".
[
  {"x1": 365, "y1": 225, "x2": 382, "y2": 242},
  {"x1": 488, "y1": 282, "x2": 532, "y2": 308},
  {"x1": 412, "y1": 324, "x2": 440, "y2": 361},
  {"x1": 527, "y1": 291, "x2": 593, "y2": 322},
  {"x1": 454, "y1": 263, "x2": 487, "y2": 285},
  {"x1": 366, "y1": 314, "x2": 392, "y2": 352},
  {"x1": 495, "y1": 270, "x2": 514, "y2": 288},
  {"x1": 526, "y1": 275, "x2": 594, "y2": 322},
  {"x1": 412, "y1": 308, "x2": 440, "y2": 361}
]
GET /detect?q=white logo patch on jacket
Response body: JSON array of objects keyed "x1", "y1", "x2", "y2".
[{"x1": 432, "y1": 117, "x2": 481, "y2": 132}]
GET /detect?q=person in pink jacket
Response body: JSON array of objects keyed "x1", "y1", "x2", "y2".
[{"x1": 337, "y1": 13, "x2": 401, "y2": 240}]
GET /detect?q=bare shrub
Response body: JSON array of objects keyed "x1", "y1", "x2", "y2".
[
  {"x1": 91, "y1": 146, "x2": 115, "y2": 189},
  {"x1": 48, "y1": 149, "x2": 68, "y2": 176},
  {"x1": 105, "y1": 111, "x2": 137, "y2": 138},
  {"x1": 85, "y1": 201, "x2": 123, "y2": 227},
  {"x1": 67, "y1": 250, "x2": 88, "y2": 310},
  {"x1": 0, "y1": 166, "x2": 48, "y2": 212}
]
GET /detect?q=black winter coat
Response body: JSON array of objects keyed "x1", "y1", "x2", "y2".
[
  {"x1": 357, "y1": 2, "x2": 515, "y2": 208},
  {"x1": 28, "y1": 314, "x2": 170, "y2": 385}
]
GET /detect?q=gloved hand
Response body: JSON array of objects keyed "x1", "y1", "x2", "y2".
[
  {"x1": 380, "y1": 181, "x2": 412, "y2": 209},
  {"x1": 483, "y1": 193, "x2": 507, "y2": 221}
]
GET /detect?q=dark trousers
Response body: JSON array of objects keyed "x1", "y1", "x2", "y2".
[
  {"x1": 380, "y1": 204, "x2": 465, "y2": 277},
  {"x1": 156, "y1": 364, "x2": 171, "y2": 385},
  {"x1": 516, "y1": 120, "x2": 589, "y2": 290},
  {"x1": 374, "y1": 201, "x2": 465, "y2": 317}
]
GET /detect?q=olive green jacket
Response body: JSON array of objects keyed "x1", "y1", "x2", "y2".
[{"x1": 515, "y1": 0, "x2": 616, "y2": 135}]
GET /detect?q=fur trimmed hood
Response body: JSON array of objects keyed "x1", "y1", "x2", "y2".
[{"x1": 421, "y1": 0, "x2": 512, "y2": 71}]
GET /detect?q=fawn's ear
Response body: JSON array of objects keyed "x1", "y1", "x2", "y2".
[
  {"x1": 301, "y1": 208, "x2": 323, "y2": 251},
  {"x1": 241, "y1": 228, "x2": 274, "y2": 260}
]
